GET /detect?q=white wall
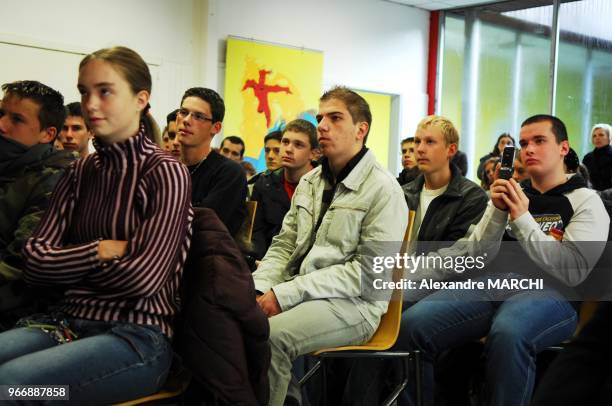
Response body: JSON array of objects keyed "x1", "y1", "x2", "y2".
[
  {"x1": 205, "y1": 0, "x2": 430, "y2": 171},
  {"x1": 0, "y1": 0, "x2": 200, "y2": 126},
  {"x1": 1, "y1": 0, "x2": 430, "y2": 171}
]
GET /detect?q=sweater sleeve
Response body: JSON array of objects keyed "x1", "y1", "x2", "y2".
[
  {"x1": 406, "y1": 201, "x2": 509, "y2": 283},
  {"x1": 23, "y1": 164, "x2": 102, "y2": 279},
  {"x1": 510, "y1": 189, "x2": 609, "y2": 287},
  {"x1": 24, "y1": 162, "x2": 192, "y2": 299}
]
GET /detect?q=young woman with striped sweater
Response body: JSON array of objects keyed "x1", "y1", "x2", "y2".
[{"x1": 0, "y1": 46, "x2": 193, "y2": 405}]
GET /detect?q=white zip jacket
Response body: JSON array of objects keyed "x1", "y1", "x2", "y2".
[{"x1": 253, "y1": 150, "x2": 408, "y2": 329}]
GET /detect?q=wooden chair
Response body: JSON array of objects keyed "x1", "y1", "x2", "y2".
[
  {"x1": 235, "y1": 200, "x2": 258, "y2": 253},
  {"x1": 299, "y1": 211, "x2": 422, "y2": 406},
  {"x1": 244, "y1": 200, "x2": 257, "y2": 243}
]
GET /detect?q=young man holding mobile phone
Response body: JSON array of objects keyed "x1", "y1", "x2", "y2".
[{"x1": 397, "y1": 114, "x2": 609, "y2": 406}]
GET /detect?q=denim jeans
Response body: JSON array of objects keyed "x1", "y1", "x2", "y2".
[
  {"x1": 395, "y1": 280, "x2": 577, "y2": 406},
  {"x1": 267, "y1": 298, "x2": 375, "y2": 406},
  {"x1": 0, "y1": 314, "x2": 172, "y2": 405}
]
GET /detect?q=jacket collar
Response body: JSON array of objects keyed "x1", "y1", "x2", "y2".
[
  {"x1": 0, "y1": 135, "x2": 55, "y2": 178},
  {"x1": 320, "y1": 147, "x2": 370, "y2": 191},
  {"x1": 403, "y1": 163, "x2": 464, "y2": 198}
]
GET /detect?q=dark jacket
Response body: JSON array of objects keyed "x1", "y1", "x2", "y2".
[
  {"x1": 402, "y1": 164, "x2": 488, "y2": 244},
  {"x1": 250, "y1": 168, "x2": 290, "y2": 260},
  {"x1": 190, "y1": 150, "x2": 247, "y2": 236},
  {"x1": 178, "y1": 208, "x2": 270, "y2": 406},
  {"x1": 583, "y1": 145, "x2": 612, "y2": 191},
  {"x1": 0, "y1": 145, "x2": 75, "y2": 329},
  {"x1": 451, "y1": 150, "x2": 468, "y2": 176},
  {"x1": 1, "y1": 147, "x2": 75, "y2": 278},
  {"x1": 397, "y1": 166, "x2": 421, "y2": 186}
]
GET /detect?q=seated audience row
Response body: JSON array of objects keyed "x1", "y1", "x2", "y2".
[{"x1": 1, "y1": 43, "x2": 610, "y2": 406}]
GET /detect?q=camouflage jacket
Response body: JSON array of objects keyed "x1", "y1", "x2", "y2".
[{"x1": 0, "y1": 148, "x2": 76, "y2": 281}]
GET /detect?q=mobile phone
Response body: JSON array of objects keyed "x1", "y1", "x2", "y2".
[{"x1": 498, "y1": 146, "x2": 515, "y2": 180}]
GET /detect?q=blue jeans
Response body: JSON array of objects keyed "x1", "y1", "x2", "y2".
[
  {"x1": 0, "y1": 315, "x2": 172, "y2": 405},
  {"x1": 395, "y1": 283, "x2": 577, "y2": 406}
]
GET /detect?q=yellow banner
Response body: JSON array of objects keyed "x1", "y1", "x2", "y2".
[
  {"x1": 224, "y1": 37, "x2": 323, "y2": 168},
  {"x1": 356, "y1": 90, "x2": 392, "y2": 170}
]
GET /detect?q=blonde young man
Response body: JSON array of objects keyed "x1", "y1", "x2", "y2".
[
  {"x1": 402, "y1": 115, "x2": 487, "y2": 245},
  {"x1": 344, "y1": 116, "x2": 487, "y2": 406},
  {"x1": 252, "y1": 87, "x2": 407, "y2": 405}
]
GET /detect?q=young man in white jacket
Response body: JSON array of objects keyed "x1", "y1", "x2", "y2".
[{"x1": 253, "y1": 87, "x2": 408, "y2": 406}]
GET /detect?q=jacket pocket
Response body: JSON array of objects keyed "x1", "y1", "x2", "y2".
[
  {"x1": 326, "y1": 204, "x2": 368, "y2": 249},
  {"x1": 294, "y1": 194, "x2": 314, "y2": 241}
]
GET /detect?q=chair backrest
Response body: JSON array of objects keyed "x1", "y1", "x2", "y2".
[
  {"x1": 245, "y1": 200, "x2": 257, "y2": 243},
  {"x1": 234, "y1": 200, "x2": 258, "y2": 252},
  {"x1": 364, "y1": 209, "x2": 416, "y2": 349},
  {"x1": 317, "y1": 210, "x2": 416, "y2": 354}
]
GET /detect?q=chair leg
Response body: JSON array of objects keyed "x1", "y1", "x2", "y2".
[
  {"x1": 321, "y1": 359, "x2": 327, "y2": 406},
  {"x1": 414, "y1": 350, "x2": 423, "y2": 406},
  {"x1": 298, "y1": 360, "x2": 321, "y2": 387},
  {"x1": 382, "y1": 356, "x2": 410, "y2": 406}
]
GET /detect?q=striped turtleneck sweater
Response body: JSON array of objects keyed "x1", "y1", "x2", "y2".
[{"x1": 23, "y1": 126, "x2": 193, "y2": 338}]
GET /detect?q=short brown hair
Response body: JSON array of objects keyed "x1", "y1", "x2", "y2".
[
  {"x1": 2, "y1": 80, "x2": 65, "y2": 137},
  {"x1": 320, "y1": 86, "x2": 372, "y2": 143},
  {"x1": 417, "y1": 115, "x2": 459, "y2": 146},
  {"x1": 283, "y1": 119, "x2": 318, "y2": 149}
]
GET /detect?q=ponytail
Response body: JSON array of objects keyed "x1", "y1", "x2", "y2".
[{"x1": 142, "y1": 112, "x2": 162, "y2": 147}]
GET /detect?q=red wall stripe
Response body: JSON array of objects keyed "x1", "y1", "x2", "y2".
[{"x1": 427, "y1": 10, "x2": 440, "y2": 115}]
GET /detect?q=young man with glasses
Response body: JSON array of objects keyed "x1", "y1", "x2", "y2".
[{"x1": 177, "y1": 87, "x2": 247, "y2": 236}]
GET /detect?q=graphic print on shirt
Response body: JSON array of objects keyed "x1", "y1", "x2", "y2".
[{"x1": 532, "y1": 213, "x2": 564, "y2": 240}]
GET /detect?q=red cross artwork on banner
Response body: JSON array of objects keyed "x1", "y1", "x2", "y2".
[{"x1": 242, "y1": 69, "x2": 292, "y2": 127}]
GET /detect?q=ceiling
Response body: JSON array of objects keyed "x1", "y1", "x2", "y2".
[{"x1": 384, "y1": 0, "x2": 502, "y2": 11}]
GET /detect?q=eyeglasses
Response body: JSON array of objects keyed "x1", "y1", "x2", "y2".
[{"x1": 177, "y1": 108, "x2": 213, "y2": 123}]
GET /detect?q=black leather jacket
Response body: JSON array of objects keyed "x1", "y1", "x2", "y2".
[{"x1": 402, "y1": 164, "x2": 488, "y2": 244}]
